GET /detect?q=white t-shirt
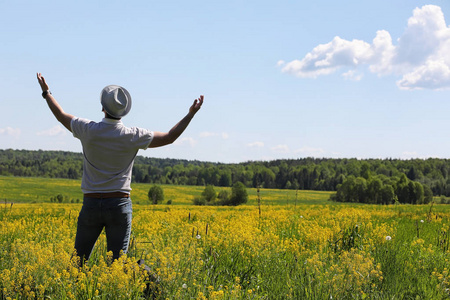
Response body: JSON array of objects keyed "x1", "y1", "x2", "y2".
[{"x1": 71, "y1": 117, "x2": 154, "y2": 194}]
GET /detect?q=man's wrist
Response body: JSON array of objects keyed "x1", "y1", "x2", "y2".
[{"x1": 42, "y1": 90, "x2": 52, "y2": 98}]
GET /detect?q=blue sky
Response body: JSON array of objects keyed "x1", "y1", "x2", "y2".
[{"x1": 2, "y1": 0, "x2": 450, "y2": 163}]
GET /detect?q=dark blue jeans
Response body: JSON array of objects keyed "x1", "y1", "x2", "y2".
[{"x1": 74, "y1": 197, "x2": 132, "y2": 264}]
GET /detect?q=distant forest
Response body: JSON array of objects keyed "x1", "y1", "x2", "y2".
[{"x1": 3, "y1": 149, "x2": 450, "y2": 196}]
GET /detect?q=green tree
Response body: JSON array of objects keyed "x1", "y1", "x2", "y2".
[
  {"x1": 226, "y1": 182, "x2": 248, "y2": 206},
  {"x1": 396, "y1": 174, "x2": 410, "y2": 204},
  {"x1": 148, "y1": 185, "x2": 164, "y2": 204},
  {"x1": 423, "y1": 184, "x2": 433, "y2": 204},
  {"x1": 381, "y1": 185, "x2": 395, "y2": 204},
  {"x1": 56, "y1": 194, "x2": 63, "y2": 203},
  {"x1": 354, "y1": 177, "x2": 368, "y2": 203},
  {"x1": 202, "y1": 185, "x2": 217, "y2": 203},
  {"x1": 218, "y1": 190, "x2": 230, "y2": 204},
  {"x1": 360, "y1": 162, "x2": 371, "y2": 180},
  {"x1": 192, "y1": 197, "x2": 206, "y2": 205},
  {"x1": 413, "y1": 181, "x2": 424, "y2": 204},
  {"x1": 218, "y1": 170, "x2": 232, "y2": 187},
  {"x1": 367, "y1": 177, "x2": 382, "y2": 204}
]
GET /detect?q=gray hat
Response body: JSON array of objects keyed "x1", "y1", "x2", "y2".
[{"x1": 101, "y1": 85, "x2": 132, "y2": 118}]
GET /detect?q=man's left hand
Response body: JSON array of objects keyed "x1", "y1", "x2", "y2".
[{"x1": 37, "y1": 73, "x2": 49, "y2": 92}]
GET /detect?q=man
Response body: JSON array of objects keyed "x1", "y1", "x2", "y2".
[{"x1": 36, "y1": 73, "x2": 203, "y2": 264}]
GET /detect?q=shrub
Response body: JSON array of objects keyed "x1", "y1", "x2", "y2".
[
  {"x1": 194, "y1": 185, "x2": 220, "y2": 206},
  {"x1": 225, "y1": 182, "x2": 248, "y2": 206},
  {"x1": 192, "y1": 197, "x2": 206, "y2": 206},
  {"x1": 217, "y1": 190, "x2": 230, "y2": 204},
  {"x1": 202, "y1": 185, "x2": 217, "y2": 203},
  {"x1": 148, "y1": 185, "x2": 164, "y2": 204},
  {"x1": 50, "y1": 194, "x2": 65, "y2": 203}
]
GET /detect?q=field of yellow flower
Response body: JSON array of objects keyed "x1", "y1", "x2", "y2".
[{"x1": 2, "y1": 198, "x2": 450, "y2": 299}]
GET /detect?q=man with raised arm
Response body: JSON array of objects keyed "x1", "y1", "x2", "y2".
[{"x1": 37, "y1": 73, "x2": 203, "y2": 264}]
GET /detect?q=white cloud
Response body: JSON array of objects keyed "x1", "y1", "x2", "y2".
[
  {"x1": 342, "y1": 70, "x2": 363, "y2": 81},
  {"x1": 399, "y1": 151, "x2": 439, "y2": 159},
  {"x1": 199, "y1": 131, "x2": 217, "y2": 138},
  {"x1": 399, "y1": 151, "x2": 443, "y2": 159},
  {"x1": 199, "y1": 131, "x2": 229, "y2": 139},
  {"x1": 281, "y1": 36, "x2": 372, "y2": 78},
  {"x1": 36, "y1": 125, "x2": 67, "y2": 137},
  {"x1": 271, "y1": 144, "x2": 290, "y2": 153},
  {"x1": 395, "y1": 5, "x2": 448, "y2": 66},
  {"x1": 174, "y1": 137, "x2": 197, "y2": 147},
  {"x1": 401, "y1": 151, "x2": 419, "y2": 159},
  {"x1": 367, "y1": 30, "x2": 396, "y2": 75},
  {"x1": 0, "y1": 127, "x2": 21, "y2": 138},
  {"x1": 294, "y1": 146, "x2": 325, "y2": 157},
  {"x1": 247, "y1": 141, "x2": 264, "y2": 148},
  {"x1": 397, "y1": 59, "x2": 450, "y2": 90},
  {"x1": 280, "y1": 5, "x2": 450, "y2": 90}
]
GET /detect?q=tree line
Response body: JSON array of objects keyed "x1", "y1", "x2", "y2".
[
  {"x1": 330, "y1": 173, "x2": 433, "y2": 205},
  {"x1": 3, "y1": 149, "x2": 450, "y2": 197}
]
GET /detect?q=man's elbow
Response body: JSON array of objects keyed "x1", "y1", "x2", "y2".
[
  {"x1": 165, "y1": 132, "x2": 181, "y2": 145},
  {"x1": 165, "y1": 137, "x2": 176, "y2": 145},
  {"x1": 56, "y1": 114, "x2": 73, "y2": 132},
  {"x1": 149, "y1": 135, "x2": 175, "y2": 148}
]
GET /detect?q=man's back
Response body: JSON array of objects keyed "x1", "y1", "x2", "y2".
[{"x1": 71, "y1": 117, "x2": 153, "y2": 194}]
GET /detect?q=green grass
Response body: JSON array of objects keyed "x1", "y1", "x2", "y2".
[
  {"x1": 0, "y1": 176, "x2": 81, "y2": 203},
  {"x1": 0, "y1": 176, "x2": 333, "y2": 205}
]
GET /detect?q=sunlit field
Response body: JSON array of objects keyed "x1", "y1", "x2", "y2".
[
  {"x1": 0, "y1": 176, "x2": 333, "y2": 205},
  {"x1": 2, "y1": 177, "x2": 450, "y2": 299}
]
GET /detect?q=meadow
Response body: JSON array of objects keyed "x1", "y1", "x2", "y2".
[
  {"x1": 2, "y1": 176, "x2": 450, "y2": 299},
  {"x1": 0, "y1": 176, "x2": 332, "y2": 205}
]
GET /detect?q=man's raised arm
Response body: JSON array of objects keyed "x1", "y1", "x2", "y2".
[
  {"x1": 37, "y1": 73, "x2": 74, "y2": 132},
  {"x1": 149, "y1": 95, "x2": 204, "y2": 148}
]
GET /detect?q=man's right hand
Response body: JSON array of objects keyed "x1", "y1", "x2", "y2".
[
  {"x1": 188, "y1": 95, "x2": 204, "y2": 117},
  {"x1": 149, "y1": 95, "x2": 205, "y2": 148}
]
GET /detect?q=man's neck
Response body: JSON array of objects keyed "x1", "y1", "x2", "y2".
[{"x1": 104, "y1": 113, "x2": 121, "y2": 121}]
